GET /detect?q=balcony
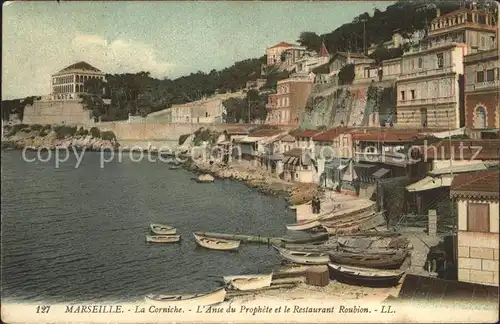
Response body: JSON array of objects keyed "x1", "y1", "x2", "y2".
[
  {"x1": 397, "y1": 96, "x2": 456, "y2": 106},
  {"x1": 465, "y1": 80, "x2": 500, "y2": 92},
  {"x1": 398, "y1": 65, "x2": 455, "y2": 81}
]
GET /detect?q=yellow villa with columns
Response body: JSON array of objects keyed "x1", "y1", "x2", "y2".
[{"x1": 51, "y1": 61, "x2": 106, "y2": 100}]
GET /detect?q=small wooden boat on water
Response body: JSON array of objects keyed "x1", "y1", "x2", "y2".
[
  {"x1": 193, "y1": 232, "x2": 240, "y2": 251},
  {"x1": 274, "y1": 246, "x2": 330, "y2": 265},
  {"x1": 286, "y1": 219, "x2": 321, "y2": 231},
  {"x1": 328, "y1": 250, "x2": 408, "y2": 270},
  {"x1": 150, "y1": 223, "x2": 177, "y2": 235},
  {"x1": 145, "y1": 287, "x2": 226, "y2": 305},
  {"x1": 169, "y1": 166, "x2": 182, "y2": 170},
  {"x1": 146, "y1": 235, "x2": 181, "y2": 243},
  {"x1": 328, "y1": 263, "x2": 404, "y2": 287},
  {"x1": 223, "y1": 273, "x2": 273, "y2": 291}
]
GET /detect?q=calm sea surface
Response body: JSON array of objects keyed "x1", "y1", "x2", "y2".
[{"x1": 1, "y1": 150, "x2": 296, "y2": 303}]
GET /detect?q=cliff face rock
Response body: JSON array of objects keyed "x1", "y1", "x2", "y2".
[
  {"x1": 1, "y1": 124, "x2": 119, "y2": 150},
  {"x1": 185, "y1": 158, "x2": 318, "y2": 203}
]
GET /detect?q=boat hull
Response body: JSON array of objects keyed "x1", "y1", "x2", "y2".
[
  {"x1": 150, "y1": 223, "x2": 177, "y2": 235},
  {"x1": 275, "y1": 246, "x2": 330, "y2": 265},
  {"x1": 286, "y1": 220, "x2": 321, "y2": 231},
  {"x1": 223, "y1": 273, "x2": 273, "y2": 291},
  {"x1": 145, "y1": 287, "x2": 226, "y2": 305},
  {"x1": 146, "y1": 235, "x2": 181, "y2": 243},
  {"x1": 281, "y1": 233, "x2": 329, "y2": 244},
  {"x1": 328, "y1": 250, "x2": 408, "y2": 270},
  {"x1": 193, "y1": 232, "x2": 240, "y2": 251},
  {"x1": 328, "y1": 263, "x2": 404, "y2": 287}
]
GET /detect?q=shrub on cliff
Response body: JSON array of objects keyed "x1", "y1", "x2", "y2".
[
  {"x1": 30, "y1": 124, "x2": 43, "y2": 131},
  {"x1": 76, "y1": 127, "x2": 89, "y2": 137},
  {"x1": 53, "y1": 125, "x2": 77, "y2": 139},
  {"x1": 100, "y1": 131, "x2": 116, "y2": 141},
  {"x1": 89, "y1": 127, "x2": 101, "y2": 138}
]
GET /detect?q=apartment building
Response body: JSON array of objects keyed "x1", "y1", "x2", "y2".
[
  {"x1": 463, "y1": 49, "x2": 500, "y2": 129},
  {"x1": 265, "y1": 74, "x2": 313, "y2": 125},
  {"x1": 427, "y1": 6, "x2": 497, "y2": 54},
  {"x1": 396, "y1": 41, "x2": 468, "y2": 129}
]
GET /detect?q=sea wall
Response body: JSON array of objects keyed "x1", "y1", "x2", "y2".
[{"x1": 23, "y1": 99, "x2": 92, "y2": 125}]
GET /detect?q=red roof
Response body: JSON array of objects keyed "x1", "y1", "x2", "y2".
[
  {"x1": 58, "y1": 61, "x2": 101, "y2": 73},
  {"x1": 312, "y1": 127, "x2": 354, "y2": 142},
  {"x1": 320, "y1": 43, "x2": 329, "y2": 57},
  {"x1": 450, "y1": 169, "x2": 499, "y2": 200},
  {"x1": 269, "y1": 42, "x2": 294, "y2": 49},
  {"x1": 351, "y1": 130, "x2": 426, "y2": 143},
  {"x1": 421, "y1": 139, "x2": 500, "y2": 160},
  {"x1": 291, "y1": 129, "x2": 322, "y2": 138}
]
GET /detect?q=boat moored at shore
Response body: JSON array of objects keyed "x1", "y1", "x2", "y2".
[
  {"x1": 223, "y1": 273, "x2": 273, "y2": 291},
  {"x1": 193, "y1": 232, "x2": 240, "y2": 251},
  {"x1": 145, "y1": 287, "x2": 226, "y2": 305}
]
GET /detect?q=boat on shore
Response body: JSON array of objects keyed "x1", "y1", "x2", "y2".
[
  {"x1": 197, "y1": 174, "x2": 215, "y2": 183},
  {"x1": 328, "y1": 250, "x2": 408, "y2": 270},
  {"x1": 193, "y1": 232, "x2": 240, "y2": 251},
  {"x1": 150, "y1": 223, "x2": 177, "y2": 235},
  {"x1": 223, "y1": 273, "x2": 273, "y2": 291},
  {"x1": 286, "y1": 219, "x2": 321, "y2": 231},
  {"x1": 274, "y1": 246, "x2": 330, "y2": 265},
  {"x1": 281, "y1": 233, "x2": 329, "y2": 244},
  {"x1": 321, "y1": 212, "x2": 386, "y2": 234},
  {"x1": 328, "y1": 263, "x2": 404, "y2": 287},
  {"x1": 145, "y1": 287, "x2": 226, "y2": 305},
  {"x1": 146, "y1": 235, "x2": 181, "y2": 243},
  {"x1": 169, "y1": 166, "x2": 182, "y2": 170}
]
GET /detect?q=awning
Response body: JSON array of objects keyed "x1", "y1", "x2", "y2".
[
  {"x1": 217, "y1": 141, "x2": 231, "y2": 145},
  {"x1": 429, "y1": 163, "x2": 487, "y2": 176},
  {"x1": 372, "y1": 168, "x2": 390, "y2": 179},
  {"x1": 235, "y1": 136, "x2": 262, "y2": 143},
  {"x1": 337, "y1": 164, "x2": 348, "y2": 170},
  {"x1": 269, "y1": 154, "x2": 283, "y2": 161},
  {"x1": 406, "y1": 175, "x2": 454, "y2": 192}
]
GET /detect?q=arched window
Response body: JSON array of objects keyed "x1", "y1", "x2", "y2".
[{"x1": 475, "y1": 106, "x2": 487, "y2": 129}]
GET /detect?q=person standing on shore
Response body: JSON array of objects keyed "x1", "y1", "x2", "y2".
[
  {"x1": 311, "y1": 196, "x2": 317, "y2": 214},
  {"x1": 316, "y1": 196, "x2": 321, "y2": 214}
]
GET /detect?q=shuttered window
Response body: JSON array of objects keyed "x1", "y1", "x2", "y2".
[{"x1": 467, "y1": 203, "x2": 490, "y2": 232}]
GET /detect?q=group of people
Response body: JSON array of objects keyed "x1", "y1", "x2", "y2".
[{"x1": 311, "y1": 196, "x2": 321, "y2": 214}]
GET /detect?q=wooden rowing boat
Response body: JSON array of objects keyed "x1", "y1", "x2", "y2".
[
  {"x1": 146, "y1": 235, "x2": 181, "y2": 243},
  {"x1": 328, "y1": 250, "x2": 408, "y2": 270},
  {"x1": 281, "y1": 233, "x2": 329, "y2": 244},
  {"x1": 281, "y1": 239, "x2": 339, "y2": 252},
  {"x1": 274, "y1": 246, "x2": 330, "y2": 265},
  {"x1": 319, "y1": 204, "x2": 376, "y2": 222},
  {"x1": 322, "y1": 212, "x2": 386, "y2": 234},
  {"x1": 223, "y1": 273, "x2": 273, "y2": 291},
  {"x1": 150, "y1": 223, "x2": 177, "y2": 235},
  {"x1": 286, "y1": 219, "x2": 321, "y2": 231},
  {"x1": 145, "y1": 287, "x2": 226, "y2": 305},
  {"x1": 193, "y1": 232, "x2": 240, "y2": 251},
  {"x1": 328, "y1": 263, "x2": 404, "y2": 287}
]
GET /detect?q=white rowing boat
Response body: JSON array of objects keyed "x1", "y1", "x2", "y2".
[
  {"x1": 286, "y1": 219, "x2": 321, "y2": 231},
  {"x1": 150, "y1": 223, "x2": 177, "y2": 235},
  {"x1": 193, "y1": 232, "x2": 240, "y2": 251},
  {"x1": 273, "y1": 246, "x2": 329, "y2": 265},
  {"x1": 222, "y1": 273, "x2": 273, "y2": 291},
  {"x1": 146, "y1": 235, "x2": 181, "y2": 243},
  {"x1": 145, "y1": 287, "x2": 226, "y2": 305},
  {"x1": 328, "y1": 263, "x2": 404, "y2": 287}
]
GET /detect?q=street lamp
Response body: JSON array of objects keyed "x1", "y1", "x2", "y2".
[{"x1": 360, "y1": 19, "x2": 368, "y2": 55}]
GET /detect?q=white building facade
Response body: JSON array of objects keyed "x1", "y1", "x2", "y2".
[{"x1": 396, "y1": 41, "x2": 468, "y2": 129}]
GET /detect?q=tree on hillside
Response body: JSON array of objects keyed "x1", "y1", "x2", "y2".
[
  {"x1": 297, "y1": 32, "x2": 322, "y2": 52},
  {"x1": 338, "y1": 64, "x2": 355, "y2": 85}
]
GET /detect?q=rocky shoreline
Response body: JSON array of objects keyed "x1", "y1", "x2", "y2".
[{"x1": 183, "y1": 158, "x2": 318, "y2": 205}]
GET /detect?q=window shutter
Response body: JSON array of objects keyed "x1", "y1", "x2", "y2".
[{"x1": 467, "y1": 203, "x2": 490, "y2": 232}]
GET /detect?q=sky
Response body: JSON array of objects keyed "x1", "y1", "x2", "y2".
[{"x1": 2, "y1": 1, "x2": 392, "y2": 99}]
